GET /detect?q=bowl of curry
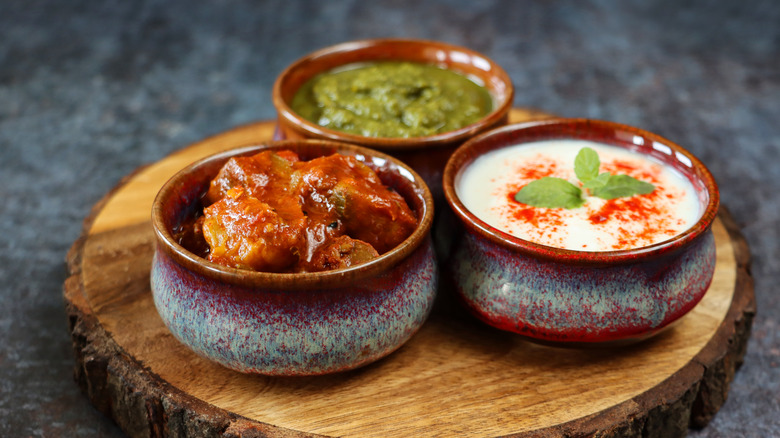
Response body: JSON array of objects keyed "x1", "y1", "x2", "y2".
[
  {"x1": 272, "y1": 38, "x2": 514, "y2": 193},
  {"x1": 150, "y1": 140, "x2": 437, "y2": 375}
]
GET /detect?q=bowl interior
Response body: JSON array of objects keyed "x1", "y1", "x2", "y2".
[
  {"x1": 273, "y1": 38, "x2": 514, "y2": 146},
  {"x1": 152, "y1": 140, "x2": 434, "y2": 288},
  {"x1": 443, "y1": 118, "x2": 720, "y2": 264}
]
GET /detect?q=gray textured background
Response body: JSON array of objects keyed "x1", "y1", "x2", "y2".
[{"x1": 1, "y1": 0, "x2": 778, "y2": 436}]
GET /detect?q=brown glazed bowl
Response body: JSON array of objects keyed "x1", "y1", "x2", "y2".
[
  {"x1": 150, "y1": 140, "x2": 437, "y2": 375},
  {"x1": 272, "y1": 38, "x2": 514, "y2": 194},
  {"x1": 443, "y1": 119, "x2": 720, "y2": 345}
]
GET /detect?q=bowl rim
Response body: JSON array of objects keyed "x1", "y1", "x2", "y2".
[
  {"x1": 272, "y1": 38, "x2": 515, "y2": 150},
  {"x1": 151, "y1": 139, "x2": 435, "y2": 289},
  {"x1": 442, "y1": 118, "x2": 720, "y2": 265}
]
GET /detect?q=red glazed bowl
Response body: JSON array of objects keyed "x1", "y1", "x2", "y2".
[
  {"x1": 443, "y1": 119, "x2": 720, "y2": 345},
  {"x1": 272, "y1": 38, "x2": 514, "y2": 195},
  {"x1": 150, "y1": 140, "x2": 437, "y2": 375}
]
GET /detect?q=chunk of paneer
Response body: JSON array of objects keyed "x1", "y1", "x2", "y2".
[
  {"x1": 201, "y1": 187, "x2": 306, "y2": 272},
  {"x1": 305, "y1": 235, "x2": 380, "y2": 272},
  {"x1": 206, "y1": 150, "x2": 299, "y2": 205},
  {"x1": 292, "y1": 154, "x2": 417, "y2": 254},
  {"x1": 331, "y1": 174, "x2": 417, "y2": 253},
  {"x1": 299, "y1": 216, "x2": 346, "y2": 266}
]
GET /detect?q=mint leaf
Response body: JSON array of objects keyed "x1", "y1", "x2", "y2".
[
  {"x1": 513, "y1": 147, "x2": 655, "y2": 210},
  {"x1": 582, "y1": 172, "x2": 611, "y2": 190},
  {"x1": 574, "y1": 147, "x2": 600, "y2": 182},
  {"x1": 591, "y1": 174, "x2": 655, "y2": 200},
  {"x1": 514, "y1": 177, "x2": 584, "y2": 209}
]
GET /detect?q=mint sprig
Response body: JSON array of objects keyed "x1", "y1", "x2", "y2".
[
  {"x1": 514, "y1": 177, "x2": 585, "y2": 209},
  {"x1": 514, "y1": 147, "x2": 655, "y2": 209},
  {"x1": 589, "y1": 174, "x2": 655, "y2": 200},
  {"x1": 574, "y1": 146, "x2": 600, "y2": 182}
]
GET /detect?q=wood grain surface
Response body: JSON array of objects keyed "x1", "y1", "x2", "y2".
[{"x1": 64, "y1": 109, "x2": 755, "y2": 437}]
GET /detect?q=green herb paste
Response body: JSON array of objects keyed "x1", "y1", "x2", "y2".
[{"x1": 291, "y1": 62, "x2": 493, "y2": 138}]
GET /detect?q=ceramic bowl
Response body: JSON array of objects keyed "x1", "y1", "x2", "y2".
[
  {"x1": 272, "y1": 38, "x2": 514, "y2": 194},
  {"x1": 150, "y1": 140, "x2": 437, "y2": 375},
  {"x1": 443, "y1": 119, "x2": 720, "y2": 345}
]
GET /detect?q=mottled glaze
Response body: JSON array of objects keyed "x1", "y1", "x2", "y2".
[
  {"x1": 272, "y1": 38, "x2": 514, "y2": 193},
  {"x1": 452, "y1": 228, "x2": 715, "y2": 343},
  {"x1": 151, "y1": 238, "x2": 436, "y2": 375},
  {"x1": 151, "y1": 140, "x2": 437, "y2": 375},
  {"x1": 443, "y1": 119, "x2": 720, "y2": 344}
]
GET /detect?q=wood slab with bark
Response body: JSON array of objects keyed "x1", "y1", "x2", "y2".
[{"x1": 64, "y1": 110, "x2": 755, "y2": 437}]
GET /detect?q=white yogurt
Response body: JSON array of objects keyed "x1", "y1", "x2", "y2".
[{"x1": 457, "y1": 140, "x2": 702, "y2": 251}]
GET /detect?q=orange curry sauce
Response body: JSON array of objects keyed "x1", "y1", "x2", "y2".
[{"x1": 176, "y1": 150, "x2": 416, "y2": 273}]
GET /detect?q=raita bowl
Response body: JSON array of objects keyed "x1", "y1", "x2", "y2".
[
  {"x1": 442, "y1": 119, "x2": 719, "y2": 345},
  {"x1": 272, "y1": 38, "x2": 514, "y2": 195},
  {"x1": 151, "y1": 140, "x2": 437, "y2": 375}
]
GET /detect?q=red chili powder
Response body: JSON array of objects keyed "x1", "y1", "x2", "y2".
[
  {"x1": 497, "y1": 157, "x2": 679, "y2": 250},
  {"x1": 586, "y1": 190, "x2": 676, "y2": 249},
  {"x1": 502, "y1": 157, "x2": 566, "y2": 237}
]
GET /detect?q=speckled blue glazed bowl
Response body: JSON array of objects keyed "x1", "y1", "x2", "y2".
[
  {"x1": 442, "y1": 119, "x2": 719, "y2": 345},
  {"x1": 151, "y1": 140, "x2": 437, "y2": 375}
]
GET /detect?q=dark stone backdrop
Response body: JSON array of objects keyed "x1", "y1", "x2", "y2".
[{"x1": 1, "y1": 0, "x2": 777, "y2": 435}]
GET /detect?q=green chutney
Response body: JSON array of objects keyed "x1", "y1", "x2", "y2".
[{"x1": 290, "y1": 61, "x2": 493, "y2": 138}]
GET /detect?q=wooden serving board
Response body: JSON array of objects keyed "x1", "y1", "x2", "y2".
[{"x1": 64, "y1": 109, "x2": 755, "y2": 438}]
